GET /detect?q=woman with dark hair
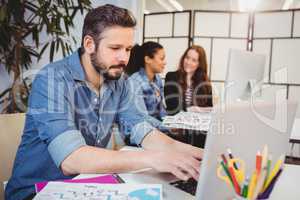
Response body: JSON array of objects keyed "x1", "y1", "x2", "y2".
[
  {"x1": 125, "y1": 41, "x2": 167, "y2": 121},
  {"x1": 164, "y1": 45, "x2": 213, "y2": 148},
  {"x1": 164, "y1": 45, "x2": 213, "y2": 115}
]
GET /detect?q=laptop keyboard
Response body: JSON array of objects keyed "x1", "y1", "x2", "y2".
[{"x1": 170, "y1": 178, "x2": 198, "y2": 196}]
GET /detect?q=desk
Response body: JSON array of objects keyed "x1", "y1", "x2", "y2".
[
  {"x1": 76, "y1": 164, "x2": 300, "y2": 200},
  {"x1": 269, "y1": 164, "x2": 300, "y2": 200}
]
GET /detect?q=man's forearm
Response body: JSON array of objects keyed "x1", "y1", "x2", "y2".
[
  {"x1": 141, "y1": 129, "x2": 178, "y2": 150},
  {"x1": 61, "y1": 131, "x2": 203, "y2": 181},
  {"x1": 142, "y1": 129, "x2": 204, "y2": 158},
  {"x1": 61, "y1": 145, "x2": 152, "y2": 175}
]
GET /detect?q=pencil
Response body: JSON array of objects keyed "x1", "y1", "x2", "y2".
[
  {"x1": 256, "y1": 151, "x2": 262, "y2": 175},
  {"x1": 241, "y1": 177, "x2": 249, "y2": 198},
  {"x1": 252, "y1": 166, "x2": 268, "y2": 200},
  {"x1": 263, "y1": 155, "x2": 284, "y2": 191},
  {"x1": 258, "y1": 168, "x2": 283, "y2": 199},
  {"x1": 263, "y1": 155, "x2": 272, "y2": 191},
  {"x1": 227, "y1": 148, "x2": 238, "y2": 170},
  {"x1": 219, "y1": 158, "x2": 233, "y2": 186},
  {"x1": 247, "y1": 171, "x2": 257, "y2": 199},
  {"x1": 221, "y1": 154, "x2": 228, "y2": 165},
  {"x1": 228, "y1": 165, "x2": 241, "y2": 195}
]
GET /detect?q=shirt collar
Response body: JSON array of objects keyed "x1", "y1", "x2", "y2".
[
  {"x1": 138, "y1": 67, "x2": 160, "y2": 84},
  {"x1": 67, "y1": 48, "x2": 86, "y2": 82}
]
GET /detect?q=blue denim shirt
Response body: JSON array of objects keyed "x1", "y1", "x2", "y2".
[
  {"x1": 128, "y1": 68, "x2": 167, "y2": 121},
  {"x1": 5, "y1": 50, "x2": 157, "y2": 200}
]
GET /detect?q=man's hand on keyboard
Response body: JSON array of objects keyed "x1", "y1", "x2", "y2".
[{"x1": 144, "y1": 149, "x2": 201, "y2": 181}]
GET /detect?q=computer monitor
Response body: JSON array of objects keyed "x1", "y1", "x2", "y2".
[{"x1": 224, "y1": 49, "x2": 266, "y2": 102}]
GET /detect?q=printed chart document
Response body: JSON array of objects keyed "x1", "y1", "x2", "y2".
[
  {"x1": 163, "y1": 111, "x2": 212, "y2": 131},
  {"x1": 33, "y1": 182, "x2": 162, "y2": 200}
]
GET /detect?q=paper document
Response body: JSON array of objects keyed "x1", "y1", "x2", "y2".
[
  {"x1": 163, "y1": 111, "x2": 212, "y2": 131},
  {"x1": 33, "y1": 182, "x2": 162, "y2": 200}
]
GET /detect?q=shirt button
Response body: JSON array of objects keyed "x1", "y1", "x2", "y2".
[
  {"x1": 97, "y1": 139, "x2": 101, "y2": 144},
  {"x1": 94, "y1": 98, "x2": 98, "y2": 103},
  {"x1": 99, "y1": 118, "x2": 102, "y2": 122}
]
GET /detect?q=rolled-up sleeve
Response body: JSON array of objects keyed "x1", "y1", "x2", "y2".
[
  {"x1": 28, "y1": 67, "x2": 86, "y2": 167},
  {"x1": 129, "y1": 121, "x2": 156, "y2": 145},
  {"x1": 117, "y1": 80, "x2": 157, "y2": 145},
  {"x1": 48, "y1": 130, "x2": 86, "y2": 167}
]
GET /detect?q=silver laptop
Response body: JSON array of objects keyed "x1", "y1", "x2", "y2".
[{"x1": 120, "y1": 101, "x2": 297, "y2": 200}]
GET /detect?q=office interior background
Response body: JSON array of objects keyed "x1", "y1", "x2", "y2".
[
  {"x1": 1, "y1": 0, "x2": 300, "y2": 150},
  {"x1": 1, "y1": 0, "x2": 300, "y2": 199},
  {"x1": 1, "y1": 0, "x2": 300, "y2": 109},
  {"x1": 1, "y1": 2, "x2": 300, "y2": 133}
]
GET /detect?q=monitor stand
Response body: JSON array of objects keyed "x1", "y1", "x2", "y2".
[{"x1": 237, "y1": 79, "x2": 262, "y2": 101}]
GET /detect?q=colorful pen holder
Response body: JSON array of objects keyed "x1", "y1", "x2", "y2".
[
  {"x1": 217, "y1": 148, "x2": 283, "y2": 200},
  {"x1": 232, "y1": 195, "x2": 268, "y2": 200}
]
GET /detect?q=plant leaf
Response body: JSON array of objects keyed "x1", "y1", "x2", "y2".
[
  {"x1": 56, "y1": 39, "x2": 60, "y2": 52},
  {"x1": 38, "y1": 42, "x2": 49, "y2": 61},
  {"x1": 50, "y1": 41, "x2": 55, "y2": 62}
]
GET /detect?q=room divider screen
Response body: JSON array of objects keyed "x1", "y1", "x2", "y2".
[{"x1": 143, "y1": 8, "x2": 300, "y2": 151}]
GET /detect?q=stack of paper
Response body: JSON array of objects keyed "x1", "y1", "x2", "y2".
[
  {"x1": 163, "y1": 111, "x2": 212, "y2": 131},
  {"x1": 34, "y1": 182, "x2": 162, "y2": 200}
]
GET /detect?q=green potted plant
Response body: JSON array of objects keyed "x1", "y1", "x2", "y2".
[{"x1": 0, "y1": 0, "x2": 91, "y2": 113}]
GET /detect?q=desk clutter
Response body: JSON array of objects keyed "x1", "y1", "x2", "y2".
[
  {"x1": 33, "y1": 175, "x2": 162, "y2": 200},
  {"x1": 217, "y1": 146, "x2": 284, "y2": 200},
  {"x1": 162, "y1": 111, "x2": 212, "y2": 131}
]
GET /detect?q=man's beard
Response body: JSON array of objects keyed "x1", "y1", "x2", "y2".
[{"x1": 90, "y1": 52, "x2": 125, "y2": 80}]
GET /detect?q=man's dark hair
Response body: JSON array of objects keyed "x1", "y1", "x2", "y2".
[{"x1": 81, "y1": 4, "x2": 136, "y2": 53}]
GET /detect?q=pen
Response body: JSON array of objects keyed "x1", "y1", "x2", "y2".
[
  {"x1": 113, "y1": 174, "x2": 125, "y2": 183},
  {"x1": 227, "y1": 148, "x2": 238, "y2": 170}
]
